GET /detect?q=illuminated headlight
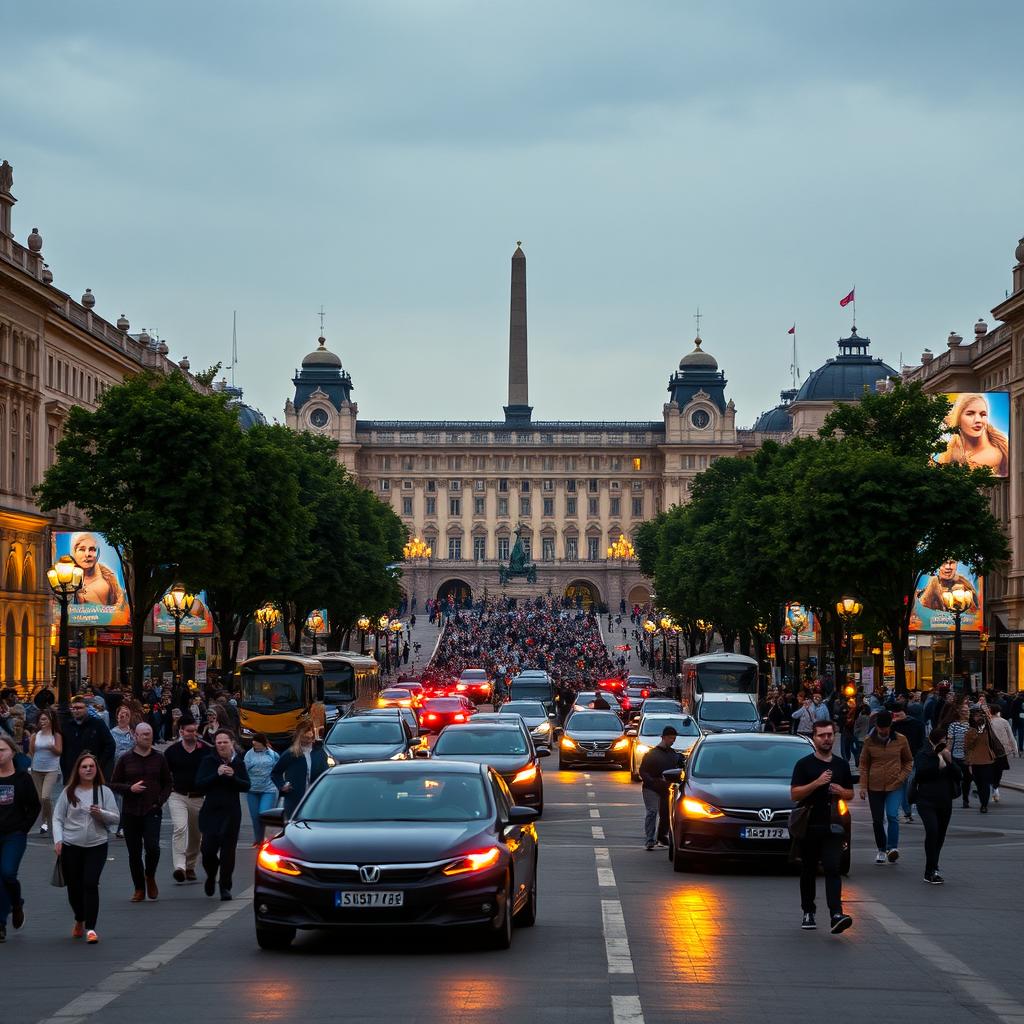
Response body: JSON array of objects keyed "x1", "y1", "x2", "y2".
[
  {"x1": 326, "y1": 755, "x2": 337, "y2": 767},
  {"x1": 681, "y1": 797, "x2": 724, "y2": 819},
  {"x1": 612, "y1": 737, "x2": 630, "y2": 751},
  {"x1": 560, "y1": 736, "x2": 576, "y2": 750},
  {"x1": 635, "y1": 742, "x2": 651, "y2": 756},
  {"x1": 511, "y1": 765, "x2": 538, "y2": 784},
  {"x1": 532, "y1": 722, "x2": 551, "y2": 734}
]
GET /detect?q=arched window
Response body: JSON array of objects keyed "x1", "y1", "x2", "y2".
[
  {"x1": 22, "y1": 553, "x2": 35, "y2": 593},
  {"x1": 4, "y1": 611, "x2": 15, "y2": 684},
  {"x1": 4, "y1": 552, "x2": 18, "y2": 592},
  {"x1": 20, "y1": 609, "x2": 31, "y2": 683}
]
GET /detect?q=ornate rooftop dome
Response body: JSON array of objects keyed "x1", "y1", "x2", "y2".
[
  {"x1": 794, "y1": 327, "x2": 897, "y2": 403},
  {"x1": 679, "y1": 336, "x2": 718, "y2": 370},
  {"x1": 752, "y1": 388, "x2": 798, "y2": 433},
  {"x1": 301, "y1": 335, "x2": 342, "y2": 368}
]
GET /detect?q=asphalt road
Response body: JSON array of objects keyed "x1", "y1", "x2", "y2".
[{"x1": 6, "y1": 752, "x2": 1024, "y2": 1024}]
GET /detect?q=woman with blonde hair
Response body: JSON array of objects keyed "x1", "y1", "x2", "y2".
[
  {"x1": 936, "y1": 393, "x2": 1009, "y2": 475},
  {"x1": 270, "y1": 719, "x2": 328, "y2": 819},
  {"x1": 29, "y1": 708, "x2": 63, "y2": 835}
]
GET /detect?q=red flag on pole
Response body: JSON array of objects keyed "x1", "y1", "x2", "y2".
[
  {"x1": 787, "y1": 325, "x2": 796, "y2": 334},
  {"x1": 839, "y1": 288, "x2": 855, "y2": 308}
]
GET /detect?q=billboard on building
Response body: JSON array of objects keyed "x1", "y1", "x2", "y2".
[
  {"x1": 911, "y1": 559, "x2": 983, "y2": 633},
  {"x1": 934, "y1": 392, "x2": 1010, "y2": 478},
  {"x1": 52, "y1": 531, "x2": 130, "y2": 627},
  {"x1": 780, "y1": 603, "x2": 818, "y2": 644},
  {"x1": 152, "y1": 589, "x2": 215, "y2": 635}
]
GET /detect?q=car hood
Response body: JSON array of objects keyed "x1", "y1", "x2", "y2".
[
  {"x1": 325, "y1": 742, "x2": 405, "y2": 763},
  {"x1": 637, "y1": 737, "x2": 698, "y2": 753},
  {"x1": 280, "y1": 820, "x2": 495, "y2": 863},
  {"x1": 685, "y1": 777, "x2": 795, "y2": 809},
  {"x1": 700, "y1": 721, "x2": 760, "y2": 734},
  {"x1": 431, "y1": 753, "x2": 530, "y2": 775}
]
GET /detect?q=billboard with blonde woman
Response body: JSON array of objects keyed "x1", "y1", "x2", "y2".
[
  {"x1": 52, "y1": 531, "x2": 130, "y2": 627},
  {"x1": 934, "y1": 392, "x2": 1009, "y2": 477}
]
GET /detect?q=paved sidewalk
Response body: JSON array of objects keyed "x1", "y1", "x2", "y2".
[{"x1": 994, "y1": 752, "x2": 1024, "y2": 792}]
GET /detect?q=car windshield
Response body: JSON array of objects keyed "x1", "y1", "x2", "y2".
[
  {"x1": 695, "y1": 663, "x2": 758, "y2": 694},
  {"x1": 460, "y1": 670, "x2": 488, "y2": 681},
  {"x1": 381, "y1": 690, "x2": 411, "y2": 700},
  {"x1": 640, "y1": 716, "x2": 700, "y2": 738},
  {"x1": 576, "y1": 693, "x2": 621, "y2": 709},
  {"x1": 568, "y1": 712, "x2": 623, "y2": 732},
  {"x1": 321, "y1": 662, "x2": 356, "y2": 704},
  {"x1": 327, "y1": 719, "x2": 404, "y2": 745},
  {"x1": 641, "y1": 700, "x2": 680, "y2": 714},
  {"x1": 434, "y1": 728, "x2": 528, "y2": 756},
  {"x1": 425, "y1": 699, "x2": 464, "y2": 711},
  {"x1": 691, "y1": 740, "x2": 808, "y2": 779},
  {"x1": 700, "y1": 701, "x2": 759, "y2": 722},
  {"x1": 510, "y1": 684, "x2": 552, "y2": 701},
  {"x1": 238, "y1": 663, "x2": 303, "y2": 708},
  {"x1": 299, "y1": 771, "x2": 489, "y2": 822},
  {"x1": 501, "y1": 701, "x2": 546, "y2": 718}
]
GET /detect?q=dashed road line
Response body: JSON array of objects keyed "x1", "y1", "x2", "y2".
[
  {"x1": 592, "y1": 826, "x2": 606, "y2": 839},
  {"x1": 612, "y1": 995, "x2": 646, "y2": 1024},
  {"x1": 601, "y1": 899, "x2": 635, "y2": 974},
  {"x1": 594, "y1": 846, "x2": 617, "y2": 887},
  {"x1": 590, "y1": 808, "x2": 602, "y2": 818}
]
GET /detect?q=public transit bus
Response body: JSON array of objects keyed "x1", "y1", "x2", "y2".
[
  {"x1": 679, "y1": 653, "x2": 760, "y2": 710},
  {"x1": 236, "y1": 654, "x2": 325, "y2": 749},
  {"x1": 316, "y1": 651, "x2": 381, "y2": 723}
]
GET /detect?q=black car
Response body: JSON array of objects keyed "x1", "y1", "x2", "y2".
[
  {"x1": 664, "y1": 733, "x2": 852, "y2": 873},
  {"x1": 559, "y1": 710, "x2": 630, "y2": 770},
  {"x1": 254, "y1": 761, "x2": 539, "y2": 950},
  {"x1": 430, "y1": 722, "x2": 547, "y2": 812},
  {"x1": 324, "y1": 714, "x2": 423, "y2": 766},
  {"x1": 350, "y1": 706, "x2": 422, "y2": 740}
]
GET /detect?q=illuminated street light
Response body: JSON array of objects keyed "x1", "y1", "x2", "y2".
[
  {"x1": 941, "y1": 584, "x2": 974, "y2": 681},
  {"x1": 835, "y1": 597, "x2": 863, "y2": 697},
  {"x1": 162, "y1": 583, "x2": 196, "y2": 703},
  {"x1": 305, "y1": 609, "x2": 326, "y2": 656},
  {"x1": 255, "y1": 603, "x2": 280, "y2": 655},
  {"x1": 47, "y1": 555, "x2": 84, "y2": 707}
]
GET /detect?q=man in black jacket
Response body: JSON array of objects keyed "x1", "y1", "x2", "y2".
[
  {"x1": 639, "y1": 726, "x2": 684, "y2": 850},
  {"x1": 60, "y1": 696, "x2": 115, "y2": 781},
  {"x1": 893, "y1": 708, "x2": 925, "y2": 824}
]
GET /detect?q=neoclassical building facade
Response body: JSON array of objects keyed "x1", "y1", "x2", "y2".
[{"x1": 286, "y1": 245, "x2": 793, "y2": 610}]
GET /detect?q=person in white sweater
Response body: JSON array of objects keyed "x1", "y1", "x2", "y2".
[
  {"x1": 52, "y1": 752, "x2": 119, "y2": 944},
  {"x1": 988, "y1": 704, "x2": 1018, "y2": 802}
]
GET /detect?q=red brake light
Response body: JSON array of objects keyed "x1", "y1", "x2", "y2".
[
  {"x1": 641, "y1": 689, "x2": 649, "y2": 698},
  {"x1": 454, "y1": 713, "x2": 466, "y2": 722},
  {"x1": 426, "y1": 713, "x2": 438, "y2": 721}
]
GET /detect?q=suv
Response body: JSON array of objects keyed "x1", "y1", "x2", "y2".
[{"x1": 695, "y1": 693, "x2": 762, "y2": 734}]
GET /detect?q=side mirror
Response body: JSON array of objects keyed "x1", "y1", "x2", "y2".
[
  {"x1": 662, "y1": 768, "x2": 683, "y2": 783},
  {"x1": 259, "y1": 808, "x2": 286, "y2": 829},
  {"x1": 536, "y1": 747, "x2": 551, "y2": 758},
  {"x1": 507, "y1": 806, "x2": 539, "y2": 826},
  {"x1": 625, "y1": 728, "x2": 638, "y2": 737}
]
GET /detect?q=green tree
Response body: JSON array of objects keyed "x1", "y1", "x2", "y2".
[{"x1": 36, "y1": 372, "x2": 243, "y2": 697}]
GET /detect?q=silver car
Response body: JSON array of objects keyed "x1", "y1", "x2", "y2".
[{"x1": 497, "y1": 699, "x2": 559, "y2": 748}]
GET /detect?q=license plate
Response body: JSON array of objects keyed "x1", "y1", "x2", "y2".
[
  {"x1": 740, "y1": 827, "x2": 789, "y2": 840},
  {"x1": 335, "y1": 891, "x2": 404, "y2": 908},
  {"x1": 587, "y1": 751, "x2": 606, "y2": 758}
]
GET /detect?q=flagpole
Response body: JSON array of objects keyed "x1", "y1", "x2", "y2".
[
  {"x1": 791, "y1": 323, "x2": 798, "y2": 389},
  {"x1": 852, "y1": 286, "x2": 856, "y2": 331}
]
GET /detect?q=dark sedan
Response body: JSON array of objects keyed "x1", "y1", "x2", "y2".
[
  {"x1": 664, "y1": 733, "x2": 852, "y2": 873},
  {"x1": 254, "y1": 761, "x2": 539, "y2": 950},
  {"x1": 324, "y1": 715, "x2": 422, "y2": 766},
  {"x1": 559, "y1": 710, "x2": 631, "y2": 770},
  {"x1": 430, "y1": 722, "x2": 547, "y2": 812},
  {"x1": 418, "y1": 697, "x2": 475, "y2": 733}
]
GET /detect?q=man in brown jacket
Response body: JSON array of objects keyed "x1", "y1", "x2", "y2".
[{"x1": 858, "y1": 709, "x2": 913, "y2": 865}]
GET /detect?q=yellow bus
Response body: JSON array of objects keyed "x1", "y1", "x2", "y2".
[
  {"x1": 316, "y1": 651, "x2": 381, "y2": 725},
  {"x1": 236, "y1": 654, "x2": 325, "y2": 749}
]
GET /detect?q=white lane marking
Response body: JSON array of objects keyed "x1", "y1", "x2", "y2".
[
  {"x1": 601, "y1": 899, "x2": 634, "y2": 974},
  {"x1": 584, "y1": 773, "x2": 591, "y2": 779},
  {"x1": 592, "y1": 826, "x2": 606, "y2": 839},
  {"x1": 594, "y1": 845, "x2": 616, "y2": 887},
  {"x1": 590, "y1": 808, "x2": 601, "y2": 819},
  {"x1": 862, "y1": 901, "x2": 1024, "y2": 1024},
  {"x1": 37, "y1": 889, "x2": 253, "y2": 1024},
  {"x1": 612, "y1": 995, "x2": 645, "y2": 1024},
  {"x1": 587, "y1": 790, "x2": 597, "y2": 800}
]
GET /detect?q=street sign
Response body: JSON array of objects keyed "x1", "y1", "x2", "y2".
[{"x1": 995, "y1": 631, "x2": 1024, "y2": 642}]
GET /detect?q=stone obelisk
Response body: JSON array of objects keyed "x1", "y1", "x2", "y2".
[{"x1": 503, "y1": 242, "x2": 532, "y2": 423}]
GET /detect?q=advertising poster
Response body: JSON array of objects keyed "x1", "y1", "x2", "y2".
[
  {"x1": 780, "y1": 603, "x2": 818, "y2": 644},
  {"x1": 52, "y1": 531, "x2": 130, "y2": 627},
  {"x1": 910, "y1": 559, "x2": 983, "y2": 633},
  {"x1": 934, "y1": 392, "x2": 1010, "y2": 477},
  {"x1": 152, "y1": 589, "x2": 214, "y2": 635}
]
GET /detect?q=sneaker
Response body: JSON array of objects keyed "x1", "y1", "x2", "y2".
[
  {"x1": 980, "y1": 805, "x2": 988, "y2": 814},
  {"x1": 185, "y1": 869, "x2": 197, "y2": 882},
  {"x1": 40, "y1": 823, "x2": 48, "y2": 834},
  {"x1": 887, "y1": 849, "x2": 900, "y2": 863},
  {"x1": 801, "y1": 912, "x2": 816, "y2": 930},
  {"x1": 993, "y1": 789, "x2": 1000, "y2": 803},
  {"x1": 220, "y1": 890, "x2": 233, "y2": 902},
  {"x1": 902, "y1": 814, "x2": 913, "y2": 824},
  {"x1": 115, "y1": 829, "x2": 124, "y2": 839},
  {"x1": 656, "y1": 839, "x2": 669, "y2": 848},
  {"x1": 11, "y1": 903, "x2": 23, "y2": 929},
  {"x1": 204, "y1": 875, "x2": 216, "y2": 897},
  {"x1": 830, "y1": 913, "x2": 853, "y2": 934},
  {"x1": 929, "y1": 872, "x2": 945, "y2": 885},
  {"x1": 875, "y1": 851, "x2": 887, "y2": 865},
  {"x1": 173, "y1": 868, "x2": 186, "y2": 884},
  {"x1": 72, "y1": 921, "x2": 84, "y2": 939},
  {"x1": 86, "y1": 930, "x2": 99, "y2": 944},
  {"x1": 644, "y1": 841, "x2": 655, "y2": 851}
]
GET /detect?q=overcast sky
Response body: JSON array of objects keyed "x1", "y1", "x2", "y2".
[{"x1": 3, "y1": 1, "x2": 1023, "y2": 426}]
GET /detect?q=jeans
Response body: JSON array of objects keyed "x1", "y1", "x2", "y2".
[
  {"x1": 971, "y1": 763, "x2": 994, "y2": 809},
  {"x1": 954, "y1": 758, "x2": 972, "y2": 805},
  {"x1": 31, "y1": 769, "x2": 60, "y2": 832},
  {"x1": 246, "y1": 791, "x2": 278, "y2": 845},
  {"x1": 900, "y1": 766, "x2": 917, "y2": 817},
  {"x1": 61, "y1": 842, "x2": 108, "y2": 930},
  {"x1": 0, "y1": 831, "x2": 28, "y2": 926},
  {"x1": 167, "y1": 793, "x2": 203, "y2": 873},
  {"x1": 642, "y1": 788, "x2": 668, "y2": 844},
  {"x1": 201, "y1": 825, "x2": 241, "y2": 893},
  {"x1": 798, "y1": 827, "x2": 844, "y2": 916},
  {"x1": 840, "y1": 732, "x2": 852, "y2": 764},
  {"x1": 122, "y1": 809, "x2": 163, "y2": 889},
  {"x1": 867, "y1": 789, "x2": 902, "y2": 851},
  {"x1": 916, "y1": 800, "x2": 951, "y2": 876},
  {"x1": 850, "y1": 738, "x2": 864, "y2": 766}
]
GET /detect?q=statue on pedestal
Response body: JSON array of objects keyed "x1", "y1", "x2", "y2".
[{"x1": 499, "y1": 523, "x2": 537, "y2": 585}]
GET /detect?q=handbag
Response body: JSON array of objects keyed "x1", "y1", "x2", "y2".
[
  {"x1": 50, "y1": 854, "x2": 65, "y2": 888},
  {"x1": 987, "y1": 729, "x2": 1010, "y2": 771}
]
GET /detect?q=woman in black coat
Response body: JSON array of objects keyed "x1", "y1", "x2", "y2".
[
  {"x1": 271, "y1": 720, "x2": 329, "y2": 819},
  {"x1": 196, "y1": 730, "x2": 250, "y2": 900},
  {"x1": 911, "y1": 727, "x2": 960, "y2": 885}
]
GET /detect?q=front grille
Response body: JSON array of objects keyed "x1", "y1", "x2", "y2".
[
  {"x1": 578, "y1": 740, "x2": 612, "y2": 751},
  {"x1": 306, "y1": 865, "x2": 439, "y2": 885},
  {"x1": 721, "y1": 807, "x2": 790, "y2": 823}
]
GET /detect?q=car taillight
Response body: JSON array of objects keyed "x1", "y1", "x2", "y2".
[
  {"x1": 641, "y1": 689, "x2": 649, "y2": 698},
  {"x1": 456, "y1": 683, "x2": 469, "y2": 691},
  {"x1": 257, "y1": 843, "x2": 302, "y2": 876},
  {"x1": 511, "y1": 765, "x2": 538, "y2": 784},
  {"x1": 454, "y1": 713, "x2": 466, "y2": 722},
  {"x1": 621, "y1": 698, "x2": 631, "y2": 710},
  {"x1": 442, "y1": 847, "x2": 501, "y2": 875},
  {"x1": 426, "y1": 713, "x2": 438, "y2": 721}
]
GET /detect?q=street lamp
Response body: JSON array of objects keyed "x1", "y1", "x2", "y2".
[
  {"x1": 305, "y1": 609, "x2": 325, "y2": 656},
  {"x1": 835, "y1": 597, "x2": 863, "y2": 697},
  {"x1": 389, "y1": 618, "x2": 404, "y2": 670},
  {"x1": 403, "y1": 538, "x2": 432, "y2": 610},
  {"x1": 659, "y1": 615, "x2": 673, "y2": 674},
  {"x1": 374, "y1": 614, "x2": 389, "y2": 664},
  {"x1": 786, "y1": 604, "x2": 808, "y2": 691},
  {"x1": 47, "y1": 555, "x2": 84, "y2": 707},
  {"x1": 357, "y1": 615, "x2": 370, "y2": 655},
  {"x1": 642, "y1": 618, "x2": 657, "y2": 671},
  {"x1": 254, "y1": 603, "x2": 280, "y2": 655},
  {"x1": 607, "y1": 535, "x2": 636, "y2": 611},
  {"x1": 941, "y1": 584, "x2": 974, "y2": 685},
  {"x1": 162, "y1": 583, "x2": 196, "y2": 704},
  {"x1": 695, "y1": 619, "x2": 713, "y2": 654}
]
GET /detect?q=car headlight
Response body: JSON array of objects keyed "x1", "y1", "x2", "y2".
[
  {"x1": 326, "y1": 755, "x2": 337, "y2": 767},
  {"x1": 257, "y1": 844, "x2": 302, "y2": 876},
  {"x1": 681, "y1": 797, "x2": 724, "y2": 819},
  {"x1": 560, "y1": 736, "x2": 576, "y2": 750},
  {"x1": 532, "y1": 721, "x2": 551, "y2": 734},
  {"x1": 511, "y1": 765, "x2": 538, "y2": 784},
  {"x1": 635, "y1": 742, "x2": 651, "y2": 756},
  {"x1": 442, "y1": 846, "x2": 501, "y2": 875},
  {"x1": 612, "y1": 737, "x2": 630, "y2": 751},
  {"x1": 837, "y1": 799, "x2": 849, "y2": 816}
]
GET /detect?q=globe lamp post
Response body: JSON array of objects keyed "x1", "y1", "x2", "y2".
[
  {"x1": 47, "y1": 555, "x2": 84, "y2": 708},
  {"x1": 162, "y1": 583, "x2": 196, "y2": 704}
]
